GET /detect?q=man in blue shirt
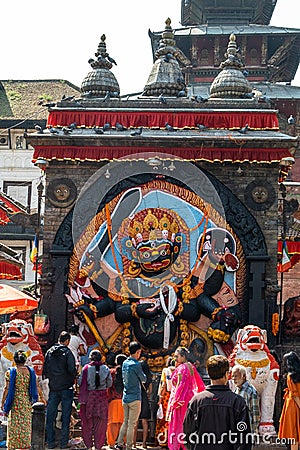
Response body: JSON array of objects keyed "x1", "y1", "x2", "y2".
[{"x1": 116, "y1": 341, "x2": 146, "y2": 450}]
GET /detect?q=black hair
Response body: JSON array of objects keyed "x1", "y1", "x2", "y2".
[
  {"x1": 106, "y1": 352, "x2": 118, "y2": 368},
  {"x1": 113, "y1": 354, "x2": 126, "y2": 395},
  {"x1": 115, "y1": 354, "x2": 127, "y2": 366},
  {"x1": 69, "y1": 324, "x2": 79, "y2": 334},
  {"x1": 129, "y1": 341, "x2": 141, "y2": 355},
  {"x1": 114, "y1": 367, "x2": 124, "y2": 394},
  {"x1": 90, "y1": 349, "x2": 102, "y2": 362},
  {"x1": 166, "y1": 356, "x2": 175, "y2": 367},
  {"x1": 95, "y1": 366, "x2": 100, "y2": 388},
  {"x1": 13, "y1": 350, "x2": 27, "y2": 365},
  {"x1": 206, "y1": 355, "x2": 229, "y2": 380},
  {"x1": 141, "y1": 360, "x2": 152, "y2": 389},
  {"x1": 89, "y1": 350, "x2": 102, "y2": 388},
  {"x1": 282, "y1": 351, "x2": 300, "y2": 383},
  {"x1": 59, "y1": 331, "x2": 71, "y2": 344},
  {"x1": 175, "y1": 346, "x2": 190, "y2": 360}
]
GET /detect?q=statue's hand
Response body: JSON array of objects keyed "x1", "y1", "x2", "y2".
[
  {"x1": 136, "y1": 302, "x2": 161, "y2": 318},
  {"x1": 72, "y1": 299, "x2": 95, "y2": 322},
  {"x1": 224, "y1": 253, "x2": 239, "y2": 271},
  {"x1": 208, "y1": 306, "x2": 241, "y2": 343}
]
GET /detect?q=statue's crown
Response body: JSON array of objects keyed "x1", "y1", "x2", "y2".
[{"x1": 128, "y1": 208, "x2": 179, "y2": 244}]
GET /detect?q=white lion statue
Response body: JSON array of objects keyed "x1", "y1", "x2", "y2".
[
  {"x1": 0, "y1": 319, "x2": 44, "y2": 401},
  {"x1": 229, "y1": 325, "x2": 280, "y2": 435}
]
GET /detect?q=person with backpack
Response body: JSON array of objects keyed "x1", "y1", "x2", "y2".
[
  {"x1": 78, "y1": 349, "x2": 112, "y2": 450},
  {"x1": 43, "y1": 331, "x2": 77, "y2": 450},
  {"x1": 107, "y1": 354, "x2": 127, "y2": 448}
]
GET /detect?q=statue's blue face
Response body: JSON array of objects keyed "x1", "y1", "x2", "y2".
[
  {"x1": 122, "y1": 234, "x2": 182, "y2": 278},
  {"x1": 136, "y1": 239, "x2": 180, "y2": 276}
]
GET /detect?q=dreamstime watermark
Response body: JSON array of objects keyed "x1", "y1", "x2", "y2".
[{"x1": 157, "y1": 422, "x2": 296, "y2": 446}]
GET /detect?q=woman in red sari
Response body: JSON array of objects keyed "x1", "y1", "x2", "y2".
[{"x1": 166, "y1": 347, "x2": 205, "y2": 450}]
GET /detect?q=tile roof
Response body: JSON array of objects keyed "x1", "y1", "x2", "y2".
[
  {"x1": 0, "y1": 243, "x2": 24, "y2": 268},
  {"x1": 0, "y1": 79, "x2": 80, "y2": 120},
  {"x1": 166, "y1": 24, "x2": 300, "y2": 37},
  {"x1": 0, "y1": 191, "x2": 27, "y2": 214},
  {"x1": 192, "y1": 82, "x2": 300, "y2": 100}
]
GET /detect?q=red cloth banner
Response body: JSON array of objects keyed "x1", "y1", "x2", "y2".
[
  {"x1": 47, "y1": 110, "x2": 279, "y2": 131},
  {"x1": 32, "y1": 145, "x2": 291, "y2": 163}
]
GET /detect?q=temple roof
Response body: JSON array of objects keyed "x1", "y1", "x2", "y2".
[
  {"x1": 181, "y1": 0, "x2": 277, "y2": 26},
  {"x1": 191, "y1": 82, "x2": 300, "y2": 100},
  {"x1": 0, "y1": 243, "x2": 24, "y2": 268},
  {"x1": 0, "y1": 242, "x2": 23, "y2": 281},
  {"x1": 0, "y1": 80, "x2": 80, "y2": 121},
  {"x1": 27, "y1": 101, "x2": 297, "y2": 165},
  {"x1": 0, "y1": 191, "x2": 27, "y2": 223},
  {"x1": 149, "y1": 24, "x2": 300, "y2": 83},
  {"x1": 170, "y1": 24, "x2": 300, "y2": 36}
]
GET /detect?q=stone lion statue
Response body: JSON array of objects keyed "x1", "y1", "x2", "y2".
[
  {"x1": 228, "y1": 325, "x2": 280, "y2": 435},
  {"x1": 0, "y1": 319, "x2": 44, "y2": 400}
]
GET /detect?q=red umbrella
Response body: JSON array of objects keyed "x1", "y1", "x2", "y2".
[{"x1": 0, "y1": 284, "x2": 38, "y2": 314}]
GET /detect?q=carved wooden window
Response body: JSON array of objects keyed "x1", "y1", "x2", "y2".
[
  {"x1": 200, "y1": 48, "x2": 209, "y2": 65},
  {"x1": 250, "y1": 48, "x2": 258, "y2": 65}
]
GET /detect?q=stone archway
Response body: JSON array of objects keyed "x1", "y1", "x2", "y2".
[{"x1": 45, "y1": 166, "x2": 268, "y2": 346}]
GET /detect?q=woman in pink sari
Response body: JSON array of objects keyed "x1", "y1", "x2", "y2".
[{"x1": 166, "y1": 347, "x2": 205, "y2": 450}]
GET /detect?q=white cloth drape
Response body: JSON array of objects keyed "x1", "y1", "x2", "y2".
[{"x1": 159, "y1": 286, "x2": 177, "y2": 349}]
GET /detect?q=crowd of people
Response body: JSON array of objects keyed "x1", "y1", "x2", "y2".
[{"x1": 0, "y1": 330, "x2": 299, "y2": 450}]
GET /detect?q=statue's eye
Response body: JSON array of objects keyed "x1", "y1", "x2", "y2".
[
  {"x1": 142, "y1": 251, "x2": 151, "y2": 259},
  {"x1": 160, "y1": 249, "x2": 167, "y2": 256}
]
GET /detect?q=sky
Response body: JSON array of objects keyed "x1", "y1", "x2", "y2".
[{"x1": 0, "y1": 0, "x2": 299, "y2": 95}]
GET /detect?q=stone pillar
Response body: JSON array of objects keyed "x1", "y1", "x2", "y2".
[
  {"x1": 45, "y1": 248, "x2": 72, "y2": 345},
  {"x1": 247, "y1": 256, "x2": 268, "y2": 328},
  {"x1": 31, "y1": 402, "x2": 46, "y2": 450}
]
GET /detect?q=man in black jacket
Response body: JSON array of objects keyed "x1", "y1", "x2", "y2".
[
  {"x1": 43, "y1": 331, "x2": 77, "y2": 449},
  {"x1": 183, "y1": 355, "x2": 252, "y2": 450}
]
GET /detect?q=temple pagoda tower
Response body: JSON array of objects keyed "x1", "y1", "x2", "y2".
[{"x1": 149, "y1": 0, "x2": 300, "y2": 126}]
